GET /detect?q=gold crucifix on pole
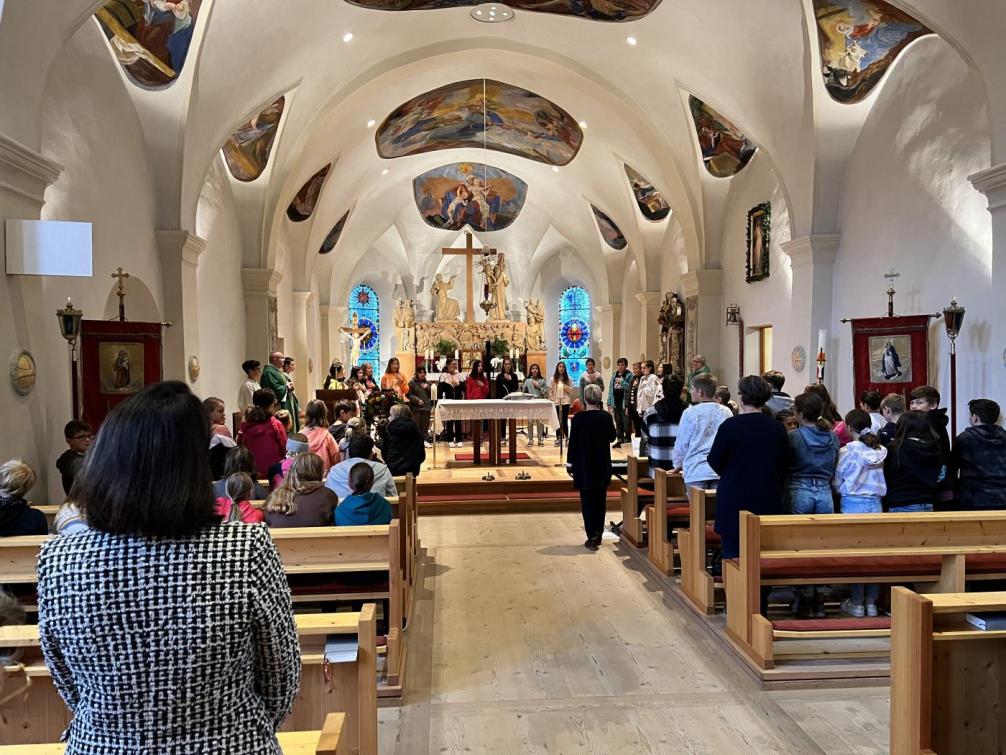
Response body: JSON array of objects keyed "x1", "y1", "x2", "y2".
[
  {"x1": 441, "y1": 231, "x2": 496, "y2": 323},
  {"x1": 111, "y1": 267, "x2": 130, "y2": 322}
]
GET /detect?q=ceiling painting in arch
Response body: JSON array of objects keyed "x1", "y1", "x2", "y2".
[
  {"x1": 344, "y1": 0, "x2": 660, "y2": 22},
  {"x1": 688, "y1": 96, "x2": 757, "y2": 178},
  {"x1": 95, "y1": 0, "x2": 202, "y2": 89},
  {"x1": 222, "y1": 97, "x2": 285, "y2": 182},
  {"x1": 287, "y1": 164, "x2": 331, "y2": 222},
  {"x1": 414, "y1": 163, "x2": 528, "y2": 233},
  {"x1": 591, "y1": 205, "x2": 627, "y2": 250},
  {"x1": 623, "y1": 166, "x2": 670, "y2": 222},
  {"x1": 813, "y1": 0, "x2": 934, "y2": 104},
  {"x1": 376, "y1": 79, "x2": 583, "y2": 166},
  {"x1": 320, "y1": 211, "x2": 351, "y2": 255}
]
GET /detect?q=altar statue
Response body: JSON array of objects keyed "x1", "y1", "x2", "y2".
[
  {"x1": 393, "y1": 298, "x2": 416, "y2": 351},
  {"x1": 487, "y1": 253, "x2": 510, "y2": 320},
  {"x1": 525, "y1": 298, "x2": 546, "y2": 351},
  {"x1": 431, "y1": 273, "x2": 461, "y2": 322},
  {"x1": 341, "y1": 312, "x2": 372, "y2": 368}
]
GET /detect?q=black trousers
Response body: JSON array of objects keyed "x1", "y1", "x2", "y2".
[
  {"x1": 579, "y1": 487, "x2": 607, "y2": 539},
  {"x1": 612, "y1": 406, "x2": 627, "y2": 442},
  {"x1": 627, "y1": 407, "x2": 641, "y2": 437},
  {"x1": 555, "y1": 404, "x2": 570, "y2": 439}
]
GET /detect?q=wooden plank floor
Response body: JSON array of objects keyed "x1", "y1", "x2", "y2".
[{"x1": 379, "y1": 513, "x2": 891, "y2": 753}]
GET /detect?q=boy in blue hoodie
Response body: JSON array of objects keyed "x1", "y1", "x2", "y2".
[{"x1": 334, "y1": 462, "x2": 393, "y2": 526}]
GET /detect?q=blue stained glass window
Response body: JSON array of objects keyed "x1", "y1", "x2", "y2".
[
  {"x1": 558, "y1": 286, "x2": 591, "y2": 385},
  {"x1": 349, "y1": 284, "x2": 380, "y2": 374}
]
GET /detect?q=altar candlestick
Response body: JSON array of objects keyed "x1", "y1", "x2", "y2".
[{"x1": 818, "y1": 329, "x2": 827, "y2": 354}]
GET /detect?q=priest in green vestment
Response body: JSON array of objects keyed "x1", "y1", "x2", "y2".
[{"x1": 260, "y1": 351, "x2": 300, "y2": 430}]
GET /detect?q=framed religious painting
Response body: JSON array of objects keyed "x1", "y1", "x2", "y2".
[
  {"x1": 80, "y1": 320, "x2": 162, "y2": 428},
  {"x1": 849, "y1": 315, "x2": 932, "y2": 402},
  {"x1": 746, "y1": 202, "x2": 770, "y2": 283}
]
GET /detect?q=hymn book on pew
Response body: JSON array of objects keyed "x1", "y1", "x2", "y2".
[{"x1": 965, "y1": 612, "x2": 1006, "y2": 631}]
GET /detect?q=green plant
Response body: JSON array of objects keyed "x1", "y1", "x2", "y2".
[
  {"x1": 434, "y1": 338, "x2": 457, "y2": 356},
  {"x1": 489, "y1": 337, "x2": 510, "y2": 357}
]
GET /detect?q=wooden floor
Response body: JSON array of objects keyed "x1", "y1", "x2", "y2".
[{"x1": 378, "y1": 512, "x2": 891, "y2": 753}]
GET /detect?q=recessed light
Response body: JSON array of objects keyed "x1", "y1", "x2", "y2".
[
  {"x1": 552, "y1": 166, "x2": 559, "y2": 173},
  {"x1": 343, "y1": 32, "x2": 354, "y2": 43},
  {"x1": 382, "y1": 168, "x2": 389, "y2": 175},
  {"x1": 626, "y1": 36, "x2": 637, "y2": 46},
  {"x1": 578, "y1": 120, "x2": 588, "y2": 129},
  {"x1": 367, "y1": 119, "x2": 376, "y2": 128},
  {"x1": 476, "y1": 9, "x2": 483, "y2": 13},
  {"x1": 470, "y1": 2, "x2": 514, "y2": 22}
]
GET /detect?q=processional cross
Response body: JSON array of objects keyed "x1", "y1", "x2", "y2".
[
  {"x1": 441, "y1": 231, "x2": 496, "y2": 323},
  {"x1": 884, "y1": 268, "x2": 900, "y2": 317},
  {"x1": 111, "y1": 267, "x2": 130, "y2": 322}
]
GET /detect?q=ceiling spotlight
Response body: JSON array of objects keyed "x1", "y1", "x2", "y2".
[
  {"x1": 552, "y1": 166, "x2": 559, "y2": 173},
  {"x1": 578, "y1": 120, "x2": 588, "y2": 129},
  {"x1": 626, "y1": 36, "x2": 637, "y2": 46},
  {"x1": 366, "y1": 119, "x2": 376, "y2": 128},
  {"x1": 470, "y1": 2, "x2": 514, "y2": 22},
  {"x1": 381, "y1": 168, "x2": 389, "y2": 175},
  {"x1": 342, "y1": 32, "x2": 354, "y2": 43}
]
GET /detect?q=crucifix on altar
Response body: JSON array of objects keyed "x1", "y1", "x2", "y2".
[
  {"x1": 442, "y1": 231, "x2": 496, "y2": 322},
  {"x1": 111, "y1": 266, "x2": 130, "y2": 321},
  {"x1": 340, "y1": 312, "x2": 372, "y2": 368}
]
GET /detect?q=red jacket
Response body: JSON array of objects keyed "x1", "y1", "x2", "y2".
[
  {"x1": 466, "y1": 375, "x2": 490, "y2": 400},
  {"x1": 215, "y1": 498, "x2": 265, "y2": 524},
  {"x1": 238, "y1": 417, "x2": 287, "y2": 478}
]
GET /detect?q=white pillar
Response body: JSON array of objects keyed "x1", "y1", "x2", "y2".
[
  {"x1": 157, "y1": 231, "x2": 205, "y2": 385},
  {"x1": 242, "y1": 267, "x2": 282, "y2": 361},
  {"x1": 291, "y1": 290, "x2": 315, "y2": 404},
  {"x1": 681, "y1": 270, "x2": 724, "y2": 377},
  {"x1": 635, "y1": 291, "x2": 663, "y2": 363},
  {"x1": 970, "y1": 162, "x2": 1006, "y2": 412},
  {"x1": 595, "y1": 303, "x2": 622, "y2": 373},
  {"x1": 781, "y1": 235, "x2": 840, "y2": 385},
  {"x1": 0, "y1": 132, "x2": 62, "y2": 499}
]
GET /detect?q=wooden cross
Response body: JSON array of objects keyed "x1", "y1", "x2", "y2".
[
  {"x1": 442, "y1": 231, "x2": 496, "y2": 323},
  {"x1": 884, "y1": 268, "x2": 900, "y2": 317},
  {"x1": 111, "y1": 266, "x2": 130, "y2": 322}
]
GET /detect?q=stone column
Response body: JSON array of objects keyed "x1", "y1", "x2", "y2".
[
  {"x1": 680, "y1": 270, "x2": 724, "y2": 377},
  {"x1": 292, "y1": 290, "x2": 315, "y2": 408},
  {"x1": 242, "y1": 267, "x2": 282, "y2": 362},
  {"x1": 0, "y1": 133, "x2": 62, "y2": 497},
  {"x1": 634, "y1": 291, "x2": 663, "y2": 363},
  {"x1": 157, "y1": 231, "x2": 206, "y2": 385},
  {"x1": 781, "y1": 235, "x2": 840, "y2": 385},
  {"x1": 595, "y1": 303, "x2": 622, "y2": 373},
  {"x1": 971, "y1": 163, "x2": 1006, "y2": 407},
  {"x1": 319, "y1": 304, "x2": 341, "y2": 373}
]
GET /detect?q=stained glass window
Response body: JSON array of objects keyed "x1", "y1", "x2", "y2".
[
  {"x1": 349, "y1": 284, "x2": 380, "y2": 373},
  {"x1": 559, "y1": 286, "x2": 591, "y2": 385}
]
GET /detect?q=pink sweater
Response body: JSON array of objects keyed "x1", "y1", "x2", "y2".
[{"x1": 304, "y1": 426, "x2": 341, "y2": 473}]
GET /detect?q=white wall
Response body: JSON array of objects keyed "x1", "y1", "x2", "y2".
[
  {"x1": 35, "y1": 22, "x2": 164, "y2": 502},
  {"x1": 715, "y1": 153, "x2": 796, "y2": 391},
  {"x1": 830, "y1": 37, "x2": 994, "y2": 422},
  {"x1": 195, "y1": 158, "x2": 249, "y2": 410}
]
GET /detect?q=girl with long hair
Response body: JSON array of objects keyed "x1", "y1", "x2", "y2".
[
  {"x1": 301, "y1": 399, "x2": 341, "y2": 474},
  {"x1": 884, "y1": 410, "x2": 942, "y2": 512},
  {"x1": 381, "y1": 357, "x2": 408, "y2": 399},
  {"x1": 264, "y1": 452, "x2": 338, "y2": 528},
  {"x1": 549, "y1": 361, "x2": 572, "y2": 443},
  {"x1": 438, "y1": 357, "x2": 464, "y2": 447},
  {"x1": 523, "y1": 363, "x2": 548, "y2": 446}
]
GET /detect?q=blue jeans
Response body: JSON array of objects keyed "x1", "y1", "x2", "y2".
[
  {"x1": 840, "y1": 495, "x2": 882, "y2": 514},
  {"x1": 889, "y1": 503, "x2": 934, "y2": 513},
  {"x1": 789, "y1": 479, "x2": 834, "y2": 514},
  {"x1": 850, "y1": 582, "x2": 880, "y2": 606}
]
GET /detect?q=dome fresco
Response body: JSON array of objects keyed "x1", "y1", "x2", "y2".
[
  {"x1": 222, "y1": 97, "x2": 285, "y2": 182},
  {"x1": 344, "y1": 0, "x2": 661, "y2": 22},
  {"x1": 320, "y1": 211, "x2": 351, "y2": 254},
  {"x1": 376, "y1": 79, "x2": 583, "y2": 166},
  {"x1": 591, "y1": 205, "x2": 627, "y2": 249},
  {"x1": 688, "y1": 97, "x2": 757, "y2": 178},
  {"x1": 287, "y1": 164, "x2": 331, "y2": 222},
  {"x1": 624, "y1": 165, "x2": 670, "y2": 222},
  {"x1": 414, "y1": 163, "x2": 528, "y2": 233}
]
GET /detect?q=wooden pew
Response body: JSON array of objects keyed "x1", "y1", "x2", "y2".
[
  {"x1": 676, "y1": 486, "x2": 719, "y2": 615},
  {"x1": 0, "y1": 610, "x2": 377, "y2": 754},
  {"x1": 644, "y1": 469, "x2": 689, "y2": 576},
  {"x1": 723, "y1": 510, "x2": 1006, "y2": 672},
  {"x1": 0, "y1": 711, "x2": 347, "y2": 755},
  {"x1": 618, "y1": 455, "x2": 651, "y2": 547},
  {"x1": 890, "y1": 589, "x2": 1006, "y2": 755}
]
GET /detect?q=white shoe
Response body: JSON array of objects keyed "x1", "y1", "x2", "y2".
[
  {"x1": 840, "y1": 599, "x2": 865, "y2": 618},
  {"x1": 424, "y1": 441, "x2": 432, "y2": 448},
  {"x1": 865, "y1": 602, "x2": 878, "y2": 617}
]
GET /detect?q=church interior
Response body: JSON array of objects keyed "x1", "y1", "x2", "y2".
[{"x1": 3, "y1": 0, "x2": 1006, "y2": 752}]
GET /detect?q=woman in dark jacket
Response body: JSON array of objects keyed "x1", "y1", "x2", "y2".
[
  {"x1": 707, "y1": 376, "x2": 789, "y2": 560},
  {"x1": 883, "y1": 410, "x2": 942, "y2": 512},
  {"x1": 382, "y1": 404, "x2": 426, "y2": 477},
  {"x1": 0, "y1": 459, "x2": 47, "y2": 537},
  {"x1": 37, "y1": 381, "x2": 300, "y2": 754},
  {"x1": 567, "y1": 383, "x2": 616, "y2": 550}
]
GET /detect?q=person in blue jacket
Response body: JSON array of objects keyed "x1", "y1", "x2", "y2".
[{"x1": 334, "y1": 462, "x2": 392, "y2": 526}]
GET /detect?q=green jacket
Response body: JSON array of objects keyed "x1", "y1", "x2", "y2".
[{"x1": 260, "y1": 364, "x2": 300, "y2": 430}]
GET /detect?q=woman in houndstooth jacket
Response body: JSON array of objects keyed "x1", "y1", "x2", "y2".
[{"x1": 37, "y1": 381, "x2": 301, "y2": 754}]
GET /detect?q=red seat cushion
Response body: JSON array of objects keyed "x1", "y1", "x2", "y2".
[
  {"x1": 760, "y1": 555, "x2": 942, "y2": 579},
  {"x1": 705, "y1": 523, "x2": 721, "y2": 544},
  {"x1": 288, "y1": 573, "x2": 389, "y2": 595},
  {"x1": 771, "y1": 617, "x2": 891, "y2": 632},
  {"x1": 666, "y1": 504, "x2": 689, "y2": 518},
  {"x1": 507, "y1": 492, "x2": 577, "y2": 500},
  {"x1": 967, "y1": 553, "x2": 1006, "y2": 573}
]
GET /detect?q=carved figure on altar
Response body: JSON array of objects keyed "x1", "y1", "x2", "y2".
[
  {"x1": 486, "y1": 254, "x2": 510, "y2": 320},
  {"x1": 658, "y1": 292, "x2": 686, "y2": 371},
  {"x1": 525, "y1": 298, "x2": 546, "y2": 351},
  {"x1": 341, "y1": 312, "x2": 372, "y2": 368},
  {"x1": 393, "y1": 298, "x2": 416, "y2": 351},
  {"x1": 431, "y1": 273, "x2": 461, "y2": 322}
]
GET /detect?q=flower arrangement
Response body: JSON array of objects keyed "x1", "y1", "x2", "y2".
[
  {"x1": 364, "y1": 387, "x2": 405, "y2": 422},
  {"x1": 434, "y1": 338, "x2": 457, "y2": 357}
]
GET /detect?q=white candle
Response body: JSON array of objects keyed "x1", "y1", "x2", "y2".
[
  {"x1": 454, "y1": 349, "x2": 459, "y2": 360},
  {"x1": 818, "y1": 329, "x2": 827, "y2": 354},
  {"x1": 430, "y1": 384, "x2": 438, "y2": 400}
]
